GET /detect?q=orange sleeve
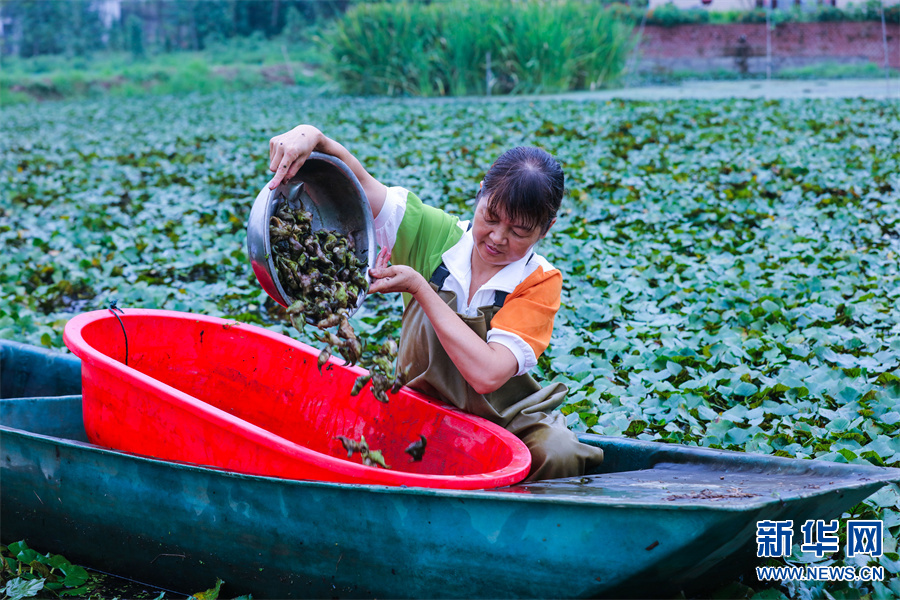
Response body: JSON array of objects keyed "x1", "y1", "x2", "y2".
[{"x1": 489, "y1": 266, "x2": 562, "y2": 359}]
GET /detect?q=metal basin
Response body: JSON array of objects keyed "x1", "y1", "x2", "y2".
[{"x1": 247, "y1": 152, "x2": 375, "y2": 319}]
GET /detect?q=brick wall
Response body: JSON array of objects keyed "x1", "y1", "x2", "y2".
[{"x1": 635, "y1": 22, "x2": 899, "y2": 73}]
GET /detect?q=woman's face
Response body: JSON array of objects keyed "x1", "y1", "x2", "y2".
[{"x1": 471, "y1": 196, "x2": 552, "y2": 269}]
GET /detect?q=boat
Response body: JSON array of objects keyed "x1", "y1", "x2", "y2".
[{"x1": 3, "y1": 337, "x2": 899, "y2": 599}]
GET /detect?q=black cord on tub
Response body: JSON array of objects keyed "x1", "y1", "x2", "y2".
[{"x1": 107, "y1": 299, "x2": 128, "y2": 366}]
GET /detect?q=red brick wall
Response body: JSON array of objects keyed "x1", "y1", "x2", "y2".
[{"x1": 637, "y1": 22, "x2": 899, "y2": 69}]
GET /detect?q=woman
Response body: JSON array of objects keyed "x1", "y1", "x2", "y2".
[{"x1": 267, "y1": 125, "x2": 604, "y2": 480}]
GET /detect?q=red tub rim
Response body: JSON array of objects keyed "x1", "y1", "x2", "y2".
[{"x1": 64, "y1": 308, "x2": 532, "y2": 489}]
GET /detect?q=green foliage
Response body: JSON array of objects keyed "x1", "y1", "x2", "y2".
[
  {"x1": 282, "y1": 5, "x2": 308, "y2": 42},
  {"x1": 646, "y1": 4, "x2": 711, "y2": 27},
  {"x1": 189, "y1": 578, "x2": 223, "y2": 600},
  {"x1": 618, "y1": 0, "x2": 899, "y2": 26},
  {"x1": 127, "y1": 14, "x2": 145, "y2": 59},
  {"x1": 0, "y1": 540, "x2": 231, "y2": 598},
  {"x1": 1, "y1": 0, "x2": 344, "y2": 60},
  {"x1": 322, "y1": 0, "x2": 633, "y2": 96},
  {"x1": 0, "y1": 541, "x2": 90, "y2": 598},
  {"x1": 776, "y1": 61, "x2": 895, "y2": 80},
  {"x1": 633, "y1": 62, "x2": 896, "y2": 85},
  {"x1": 0, "y1": 37, "x2": 329, "y2": 104},
  {"x1": 834, "y1": 0, "x2": 899, "y2": 24},
  {"x1": 2, "y1": 91, "x2": 900, "y2": 597},
  {"x1": 1, "y1": 0, "x2": 104, "y2": 58}
]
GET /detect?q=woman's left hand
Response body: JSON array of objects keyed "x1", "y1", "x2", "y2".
[
  {"x1": 368, "y1": 247, "x2": 427, "y2": 296},
  {"x1": 369, "y1": 248, "x2": 518, "y2": 394}
]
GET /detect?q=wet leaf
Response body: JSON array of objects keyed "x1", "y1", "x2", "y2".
[
  {"x1": 190, "y1": 578, "x2": 223, "y2": 600},
  {"x1": 3, "y1": 578, "x2": 44, "y2": 600},
  {"x1": 59, "y1": 564, "x2": 89, "y2": 587},
  {"x1": 404, "y1": 435, "x2": 427, "y2": 461}
]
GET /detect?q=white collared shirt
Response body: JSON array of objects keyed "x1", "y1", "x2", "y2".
[{"x1": 375, "y1": 186, "x2": 543, "y2": 376}]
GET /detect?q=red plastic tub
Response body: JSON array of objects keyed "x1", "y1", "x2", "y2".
[{"x1": 63, "y1": 309, "x2": 530, "y2": 489}]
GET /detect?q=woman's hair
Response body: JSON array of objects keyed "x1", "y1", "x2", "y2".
[{"x1": 480, "y1": 146, "x2": 564, "y2": 234}]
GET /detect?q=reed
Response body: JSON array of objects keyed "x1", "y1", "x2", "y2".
[{"x1": 323, "y1": 0, "x2": 633, "y2": 97}]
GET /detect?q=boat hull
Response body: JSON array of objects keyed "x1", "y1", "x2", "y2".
[
  {"x1": 0, "y1": 413, "x2": 716, "y2": 598},
  {"x1": 3, "y1": 340, "x2": 898, "y2": 598}
]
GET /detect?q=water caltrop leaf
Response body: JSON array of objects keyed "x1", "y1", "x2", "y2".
[
  {"x1": 60, "y1": 563, "x2": 89, "y2": 587},
  {"x1": 761, "y1": 300, "x2": 780, "y2": 314},
  {"x1": 4, "y1": 88, "x2": 899, "y2": 600},
  {"x1": 3, "y1": 578, "x2": 45, "y2": 600},
  {"x1": 733, "y1": 382, "x2": 759, "y2": 397},
  {"x1": 6, "y1": 541, "x2": 28, "y2": 555},
  {"x1": 191, "y1": 578, "x2": 224, "y2": 600},
  {"x1": 666, "y1": 360, "x2": 683, "y2": 377},
  {"x1": 48, "y1": 553, "x2": 70, "y2": 570},
  {"x1": 14, "y1": 548, "x2": 40, "y2": 564}
]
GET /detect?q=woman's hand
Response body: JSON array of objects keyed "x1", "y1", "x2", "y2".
[
  {"x1": 264, "y1": 124, "x2": 388, "y2": 217},
  {"x1": 267, "y1": 125, "x2": 322, "y2": 189},
  {"x1": 368, "y1": 248, "x2": 427, "y2": 296},
  {"x1": 368, "y1": 247, "x2": 518, "y2": 394}
]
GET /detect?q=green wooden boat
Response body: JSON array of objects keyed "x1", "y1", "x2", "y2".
[{"x1": 2, "y1": 339, "x2": 898, "y2": 598}]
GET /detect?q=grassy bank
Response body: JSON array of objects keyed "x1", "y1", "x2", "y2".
[
  {"x1": 632, "y1": 61, "x2": 897, "y2": 86},
  {"x1": 0, "y1": 35, "x2": 330, "y2": 104}
]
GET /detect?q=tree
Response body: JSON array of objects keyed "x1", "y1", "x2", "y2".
[
  {"x1": 1, "y1": 0, "x2": 103, "y2": 58},
  {"x1": 194, "y1": 0, "x2": 235, "y2": 48},
  {"x1": 127, "y1": 13, "x2": 144, "y2": 58}
]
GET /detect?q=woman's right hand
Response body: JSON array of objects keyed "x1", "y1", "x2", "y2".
[
  {"x1": 264, "y1": 124, "x2": 388, "y2": 218},
  {"x1": 267, "y1": 125, "x2": 323, "y2": 189}
]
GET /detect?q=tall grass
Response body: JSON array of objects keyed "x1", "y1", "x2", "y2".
[{"x1": 323, "y1": 1, "x2": 633, "y2": 97}]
